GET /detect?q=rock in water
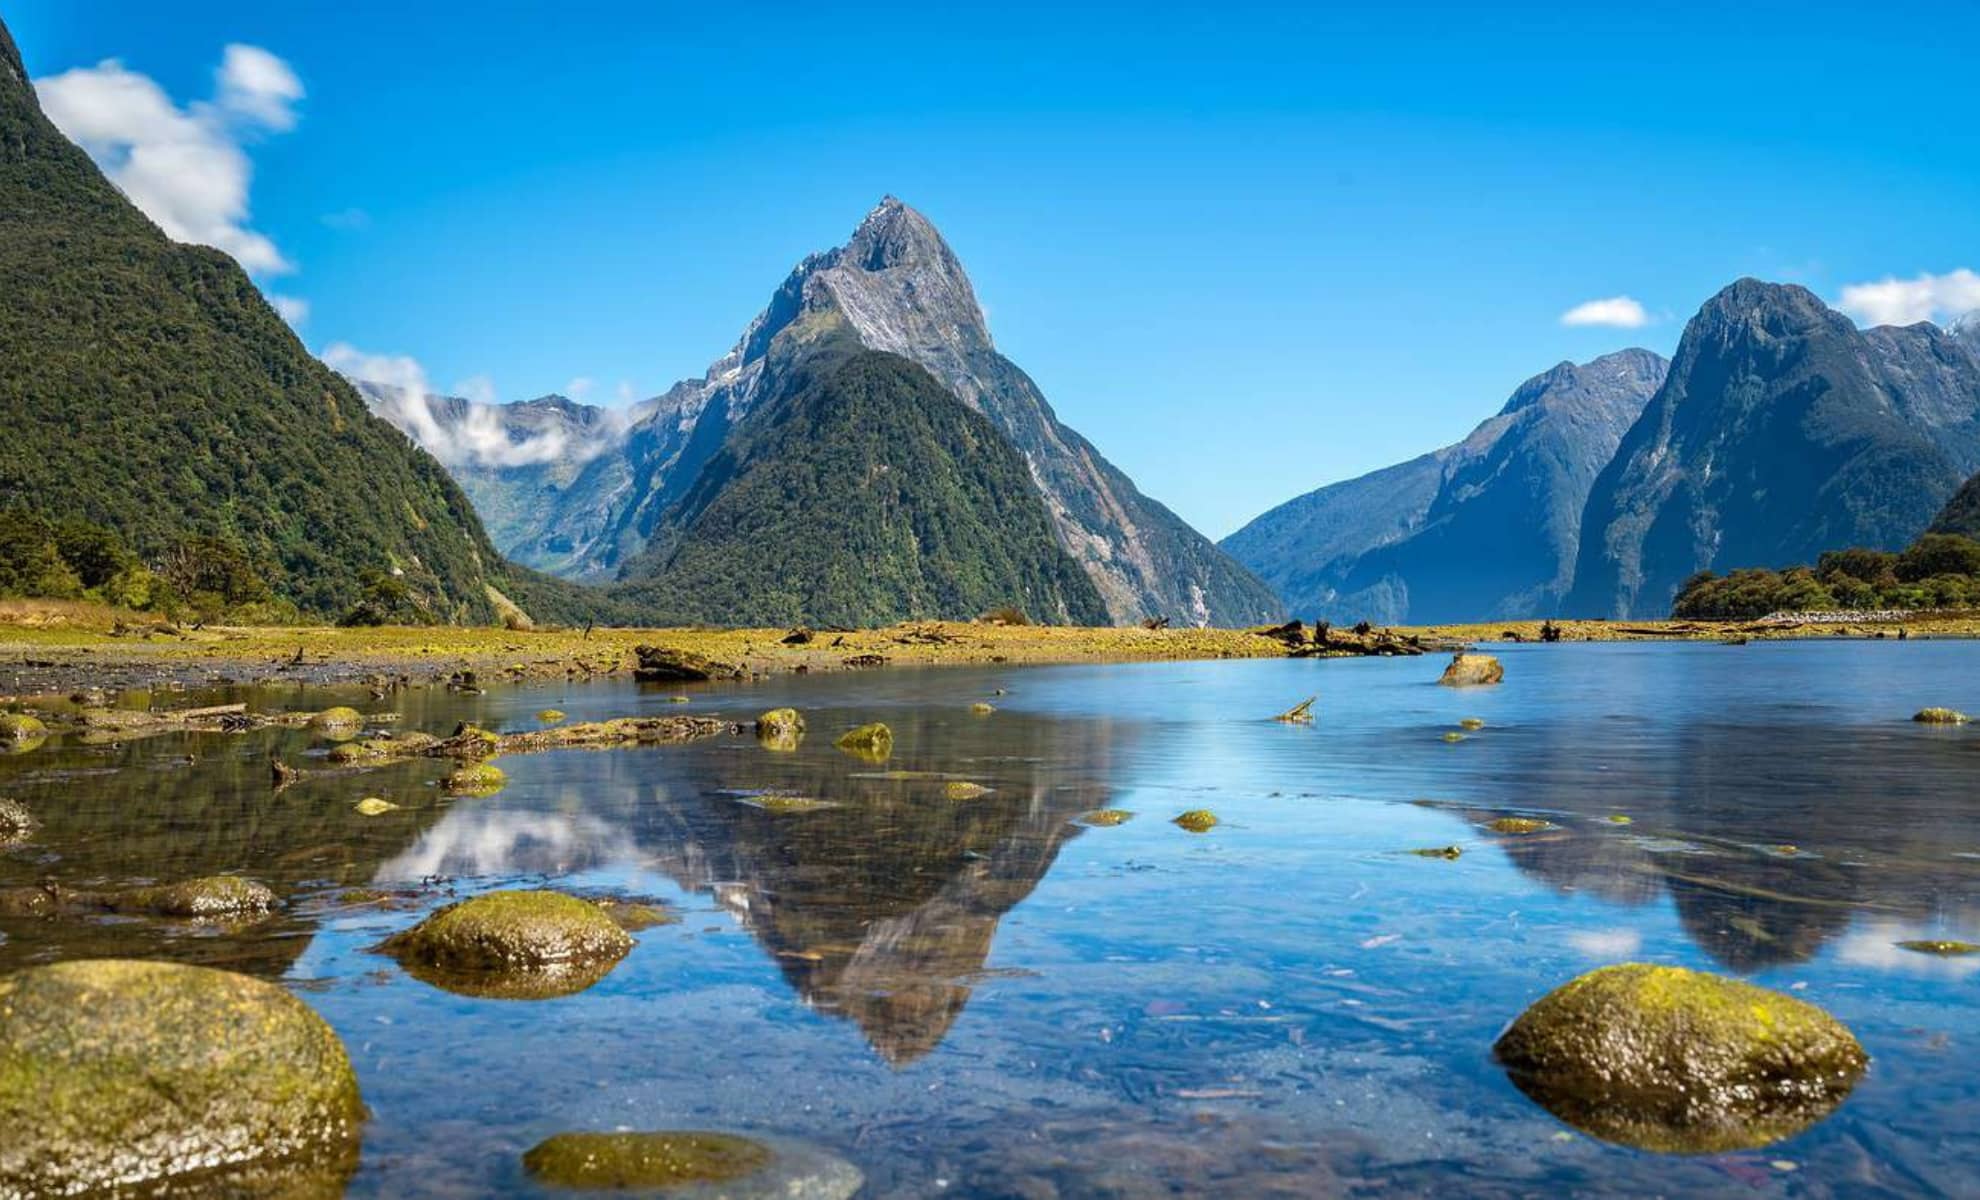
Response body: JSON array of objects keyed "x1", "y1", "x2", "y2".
[
  {"x1": 106, "y1": 875, "x2": 278, "y2": 917},
  {"x1": 0, "y1": 960, "x2": 364, "y2": 1195},
  {"x1": 0, "y1": 713, "x2": 47, "y2": 742},
  {"x1": 1438, "y1": 652, "x2": 1504, "y2": 687},
  {"x1": 380, "y1": 889, "x2": 634, "y2": 1000},
  {"x1": 308, "y1": 706, "x2": 366, "y2": 739},
  {"x1": 522, "y1": 1131, "x2": 863, "y2": 1199},
  {"x1": 443, "y1": 761, "x2": 508, "y2": 796},
  {"x1": 836, "y1": 722, "x2": 894, "y2": 762},
  {"x1": 633, "y1": 646, "x2": 739, "y2": 682},
  {"x1": 756, "y1": 707, "x2": 806, "y2": 752},
  {"x1": 1494, "y1": 963, "x2": 1867, "y2": 1152},
  {"x1": 1913, "y1": 707, "x2": 1970, "y2": 724},
  {"x1": 0, "y1": 798, "x2": 33, "y2": 845}
]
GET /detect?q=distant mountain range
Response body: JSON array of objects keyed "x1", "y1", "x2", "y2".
[
  {"x1": 1222, "y1": 350, "x2": 1668, "y2": 623},
  {"x1": 1227, "y1": 282, "x2": 1980, "y2": 622},
  {"x1": 362, "y1": 199, "x2": 1280, "y2": 628}
]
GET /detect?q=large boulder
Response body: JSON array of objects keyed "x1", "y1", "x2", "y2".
[
  {"x1": 1494, "y1": 963, "x2": 1867, "y2": 1152},
  {"x1": 633, "y1": 646, "x2": 741, "y2": 682},
  {"x1": 104, "y1": 875, "x2": 278, "y2": 918},
  {"x1": 380, "y1": 889, "x2": 634, "y2": 1000},
  {"x1": 0, "y1": 959, "x2": 364, "y2": 1196},
  {"x1": 522, "y1": 1131, "x2": 863, "y2": 1199},
  {"x1": 835, "y1": 722, "x2": 894, "y2": 762},
  {"x1": 1438, "y1": 652, "x2": 1504, "y2": 687},
  {"x1": 0, "y1": 712, "x2": 47, "y2": 742},
  {"x1": 756, "y1": 707, "x2": 805, "y2": 752}
]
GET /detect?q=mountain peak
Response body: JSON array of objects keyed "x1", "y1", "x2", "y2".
[
  {"x1": 842, "y1": 194, "x2": 955, "y2": 273},
  {"x1": 1496, "y1": 348, "x2": 1668, "y2": 417},
  {"x1": 1689, "y1": 277, "x2": 1851, "y2": 346}
]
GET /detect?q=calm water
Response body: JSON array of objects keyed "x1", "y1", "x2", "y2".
[{"x1": 3, "y1": 642, "x2": 1978, "y2": 1197}]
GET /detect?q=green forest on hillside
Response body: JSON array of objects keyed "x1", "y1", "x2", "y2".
[{"x1": 1671, "y1": 535, "x2": 1980, "y2": 619}]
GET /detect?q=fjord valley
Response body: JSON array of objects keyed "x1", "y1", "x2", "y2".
[{"x1": 5, "y1": 4, "x2": 1980, "y2": 1198}]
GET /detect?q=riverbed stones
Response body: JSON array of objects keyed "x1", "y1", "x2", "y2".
[
  {"x1": 836, "y1": 722, "x2": 893, "y2": 762},
  {"x1": 1494, "y1": 963, "x2": 1867, "y2": 1152},
  {"x1": 381, "y1": 889, "x2": 634, "y2": 999},
  {"x1": 521, "y1": 1131, "x2": 863, "y2": 1199},
  {"x1": 0, "y1": 959, "x2": 364, "y2": 1196},
  {"x1": 0, "y1": 798, "x2": 33, "y2": 845},
  {"x1": 1438, "y1": 652, "x2": 1504, "y2": 687}
]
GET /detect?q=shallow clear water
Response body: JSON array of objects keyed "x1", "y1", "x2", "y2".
[{"x1": 3, "y1": 642, "x2": 1979, "y2": 1196}]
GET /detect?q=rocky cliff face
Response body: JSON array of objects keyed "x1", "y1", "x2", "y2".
[
  {"x1": 1567, "y1": 281, "x2": 1977, "y2": 618},
  {"x1": 1223, "y1": 350, "x2": 1665, "y2": 623},
  {"x1": 432, "y1": 198, "x2": 1277, "y2": 626}
]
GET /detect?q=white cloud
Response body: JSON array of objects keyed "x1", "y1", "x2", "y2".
[
  {"x1": 565, "y1": 376, "x2": 595, "y2": 402},
  {"x1": 1836, "y1": 268, "x2": 1980, "y2": 328},
  {"x1": 615, "y1": 380, "x2": 637, "y2": 404},
  {"x1": 323, "y1": 344, "x2": 633, "y2": 469},
  {"x1": 1560, "y1": 295, "x2": 1651, "y2": 329},
  {"x1": 269, "y1": 293, "x2": 309, "y2": 325},
  {"x1": 214, "y1": 44, "x2": 302, "y2": 130},
  {"x1": 35, "y1": 44, "x2": 302, "y2": 275}
]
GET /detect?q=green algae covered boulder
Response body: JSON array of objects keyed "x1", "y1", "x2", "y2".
[
  {"x1": 109, "y1": 874, "x2": 278, "y2": 918},
  {"x1": 381, "y1": 889, "x2": 634, "y2": 1000},
  {"x1": 1913, "y1": 707, "x2": 1970, "y2": 725},
  {"x1": 1487, "y1": 817, "x2": 1551, "y2": 835},
  {"x1": 1077, "y1": 809, "x2": 1135, "y2": 827},
  {"x1": 756, "y1": 707, "x2": 805, "y2": 752},
  {"x1": 0, "y1": 959, "x2": 364, "y2": 1196},
  {"x1": 443, "y1": 761, "x2": 508, "y2": 796},
  {"x1": 1494, "y1": 963, "x2": 1867, "y2": 1153},
  {"x1": 522, "y1": 1131, "x2": 863, "y2": 1199},
  {"x1": 1173, "y1": 809, "x2": 1218, "y2": 833},
  {"x1": 0, "y1": 712, "x2": 47, "y2": 742},
  {"x1": 835, "y1": 722, "x2": 893, "y2": 762}
]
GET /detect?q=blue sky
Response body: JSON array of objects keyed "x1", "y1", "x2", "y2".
[{"x1": 11, "y1": 1, "x2": 1980, "y2": 537}]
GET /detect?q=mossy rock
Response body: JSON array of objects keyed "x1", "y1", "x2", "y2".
[
  {"x1": 945, "y1": 781, "x2": 992, "y2": 800},
  {"x1": 1438, "y1": 653, "x2": 1504, "y2": 687},
  {"x1": 538, "y1": 709, "x2": 568, "y2": 724},
  {"x1": 443, "y1": 761, "x2": 508, "y2": 796},
  {"x1": 109, "y1": 875, "x2": 278, "y2": 918},
  {"x1": 0, "y1": 713, "x2": 48, "y2": 742},
  {"x1": 308, "y1": 706, "x2": 366, "y2": 740},
  {"x1": 1487, "y1": 817, "x2": 1551, "y2": 835},
  {"x1": 326, "y1": 739, "x2": 388, "y2": 764},
  {"x1": 1173, "y1": 809, "x2": 1218, "y2": 833},
  {"x1": 1459, "y1": 717, "x2": 1486, "y2": 730},
  {"x1": 1494, "y1": 963, "x2": 1867, "y2": 1153},
  {"x1": 1077, "y1": 809, "x2": 1135, "y2": 827},
  {"x1": 380, "y1": 889, "x2": 633, "y2": 1000},
  {"x1": 755, "y1": 708, "x2": 805, "y2": 752},
  {"x1": 1608, "y1": 814, "x2": 1634, "y2": 825},
  {"x1": 591, "y1": 897, "x2": 679, "y2": 933},
  {"x1": 355, "y1": 797, "x2": 399, "y2": 816},
  {"x1": 835, "y1": 722, "x2": 894, "y2": 762},
  {"x1": 1912, "y1": 707, "x2": 1970, "y2": 724},
  {"x1": 0, "y1": 959, "x2": 364, "y2": 1196},
  {"x1": 1441, "y1": 731, "x2": 1467, "y2": 743},
  {"x1": 1895, "y1": 939, "x2": 1979, "y2": 956},
  {"x1": 1411, "y1": 845, "x2": 1463, "y2": 859},
  {"x1": 970, "y1": 702, "x2": 996, "y2": 715},
  {"x1": 0, "y1": 798, "x2": 34, "y2": 846},
  {"x1": 521, "y1": 1131, "x2": 863, "y2": 1199}
]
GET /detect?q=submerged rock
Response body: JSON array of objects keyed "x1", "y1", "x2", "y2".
[
  {"x1": 538, "y1": 709, "x2": 568, "y2": 724},
  {"x1": 1494, "y1": 963, "x2": 1867, "y2": 1153},
  {"x1": 591, "y1": 897, "x2": 679, "y2": 933},
  {"x1": 1077, "y1": 809, "x2": 1135, "y2": 827},
  {"x1": 0, "y1": 959, "x2": 364, "y2": 1196},
  {"x1": 442, "y1": 761, "x2": 508, "y2": 796},
  {"x1": 835, "y1": 722, "x2": 894, "y2": 762},
  {"x1": 1439, "y1": 652, "x2": 1505, "y2": 687},
  {"x1": 380, "y1": 889, "x2": 634, "y2": 1000},
  {"x1": 1173, "y1": 809, "x2": 1218, "y2": 833},
  {"x1": 308, "y1": 706, "x2": 366, "y2": 739},
  {"x1": 0, "y1": 798, "x2": 33, "y2": 845},
  {"x1": 1895, "y1": 939, "x2": 1980, "y2": 956},
  {"x1": 944, "y1": 781, "x2": 993, "y2": 800},
  {"x1": 0, "y1": 713, "x2": 47, "y2": 742},
  {"x1": 355, "y1": 797, "x2": 399, "y2": 816},
  {"x1": 108, "y1": 875, "x2": 278, "y2": 918},
  {"x1": 1486, "y1": 817, "x2": 1551, "y2": 835},
  {"x1": 970, "y1": 701, "x2": 996, "y2": 715},
  {"x1": 1912, "y1": 707, "x2": 1970, "y2": 724},
  {"x1": 1442, "y1": 731, "x2": 1467, "y2": 743},
  {"x1": 1411, "y1": 845, "x2": 1463, "y2": 859},
  {"x1": 521, "y1": 1131, "x2": 862, "y2": 1199}
]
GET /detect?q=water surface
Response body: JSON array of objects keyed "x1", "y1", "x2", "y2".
[{"x1": 3, "y1": 642, "x2": 1977, "y2": 1196}]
